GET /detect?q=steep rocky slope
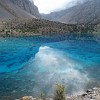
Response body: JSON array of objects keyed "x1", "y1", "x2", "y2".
[
  {"x1": 0, "y1": 0, "x2": 40, "y2": 21},
  {"x1": 9, "y1": 0, "x2": 40, "y2": 18},
  {"x1": 42, "y1": 0, "x2": 100, "y2": 24}
]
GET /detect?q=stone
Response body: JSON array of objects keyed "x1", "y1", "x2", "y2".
[
  {"x1": 20, "y1": 96, "x2": 34, "y2": 100},
  {"x1": 15, "y1": 99, "x2": 20, "y2": 100},
  {"x1": 93, "y1": 87, "x2": 97, "y2": 90},
  {"x1": 86, "y1": 89, "x2": 93, "y2": 93},
  {"x1": 82, "y1": 93, "x2": 88, "y2": 97},
  {"x1": 45, "y1": 98, "x2": 53, "y2": 100}
]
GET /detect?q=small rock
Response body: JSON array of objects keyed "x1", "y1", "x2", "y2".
[
  {"x1": 82, "y1": 93, "x2": 88, "y2": 97},
  {"x1": 86, "y1": 89, "x2": 93, "y2": 93},
  {"x1": 15, "y1": 99, "x2": 20, "y2": 100},
  {"x1": 92, "y1": 87, "x2": 97, "y2": 90},
  {"x1": 20, "y1": 96, "x2": 34, "y2": 100},
  {"x1": 66, "y1": 96, "x2": 70, "y2": 99},
  {"x1": 45, "y1": 98, "x2": 53, "y2": 100}
]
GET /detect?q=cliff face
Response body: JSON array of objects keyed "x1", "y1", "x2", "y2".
[
  {"x1": 9, "y1": 0, "x2": 41, "y2": 18},
  {"x1": 42, "y1": 0, "x2": 100, "y2": 24},
  {"x1": 0, "y1": 0, "x2": 40, "y2": 21}
]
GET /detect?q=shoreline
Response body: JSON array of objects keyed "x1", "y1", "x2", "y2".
[
  {"x1": 17, "y1": 86, "x2": 100, "y2": 100},
  {"x1": 0, "y1": 86, "x2": 99, "y2": 100},
  {"x1": 0, "y1": 32, "x2": 99, "y2": 38}
]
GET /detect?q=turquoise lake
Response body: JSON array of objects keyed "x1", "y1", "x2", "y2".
[{"x1": 0, "y1": 35, "x2": 100, "y2": 98}]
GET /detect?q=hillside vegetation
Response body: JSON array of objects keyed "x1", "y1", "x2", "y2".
[{"x1": 0, "y1": 18, "x2": 99, "y2": 37}]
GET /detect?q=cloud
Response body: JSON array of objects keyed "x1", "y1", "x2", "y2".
[{"x1": 33, "y1": 0, "x2": 86, "y2": 14}]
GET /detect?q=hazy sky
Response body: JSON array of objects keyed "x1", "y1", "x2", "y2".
[{"x1": 33, "y1": 0, "x2": 84, "y2": 14}]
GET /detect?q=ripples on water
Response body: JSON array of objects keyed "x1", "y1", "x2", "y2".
[{"x1": 0, "y1": 35, "x2": 100, "y2": 98}]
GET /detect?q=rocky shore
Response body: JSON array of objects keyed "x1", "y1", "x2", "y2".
[
  {"x1": 67, "y1": 87, "x2": 100, "y2": 100},
  {"x1": 15, "y1": 87, "x2": 100, "y2": 100}
]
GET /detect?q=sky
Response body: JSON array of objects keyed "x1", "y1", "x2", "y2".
[{"x1": 33, "y1": 0, "x2": 85, "y2": 14}]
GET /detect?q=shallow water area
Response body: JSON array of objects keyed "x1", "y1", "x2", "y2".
[{"x1": 0, "y1": 35, "x2": 100, "y2": 98}]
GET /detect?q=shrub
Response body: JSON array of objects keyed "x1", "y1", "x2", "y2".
[
  {"x1": 38, "y1": 93, "x2": 45, "y2": 100},
  {"x1": 54, "y1": 84, "x2": 65, "y2": 100}
]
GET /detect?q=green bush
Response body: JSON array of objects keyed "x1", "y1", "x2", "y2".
[
  {"x1": 54, "y1": 84, "x2": 65, "y2": 100},
  {"x1": 38, "y1": 93, "x2": 45, "y2": 100}
]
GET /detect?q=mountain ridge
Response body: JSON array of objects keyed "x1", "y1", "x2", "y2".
[
  {"x1": 0, "y1": 0, "x2": 100, "y2": 38},
  {"x1": 42, "y1": 0, "x2": 100, "y2": 24}
]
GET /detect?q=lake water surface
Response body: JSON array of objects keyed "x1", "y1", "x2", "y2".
[{"x1": 0, "y1": 35, "x2": 100, "y2": 98}]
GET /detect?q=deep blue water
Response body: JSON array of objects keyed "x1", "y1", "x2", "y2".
[{"x1": 0, "y1": 36, "x2": 100, "y2": 97}]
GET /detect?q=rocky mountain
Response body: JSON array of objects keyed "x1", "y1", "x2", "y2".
[
  {"x1": 42, "y1": 0, "x2": 100, "y2": 24},
  {"x1": 9, "y1": 0, "x2": 40, "y2": 18},
  {"x1": 0, "y1": 0, "x2": 40, "y2": 21},
  {"x1": 0, "y1": 0, "x2": 100, "y2": 38}
]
